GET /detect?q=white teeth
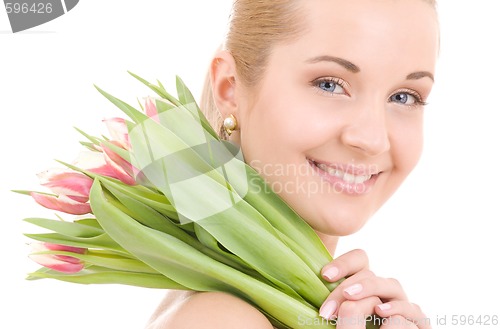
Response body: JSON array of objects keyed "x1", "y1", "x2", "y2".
[{"x1": 316, "y1": 163, "x2": 371, "y2": 183}]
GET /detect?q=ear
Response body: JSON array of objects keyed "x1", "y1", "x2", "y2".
[{"x1": 210, "y1": 50, "x2": 238, "y2": 118}]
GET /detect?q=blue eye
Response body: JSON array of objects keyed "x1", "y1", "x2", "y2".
[
  {"x1": 314, "y1": 78, "x2": 347, "y2": 95},
  {"x1": 390, "y1": 91, "x2": 426, "y2": 106}
]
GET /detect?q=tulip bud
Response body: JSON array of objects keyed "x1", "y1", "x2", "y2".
[
  {"x1": 29, "y1": 242, "x2": 86, "y2": 274},
  {"x1": 30, "y1": 192, "x2": 92, "y2": 215},
  {"x1": 103, "y1": 117, "x2": 130, "y2": 149},
  {"x1": 37, "y1": 169, "x2": 93, "y2": 202},
  {"x1": 145, "y1": 97, "x2": 158, "y2": 119}
]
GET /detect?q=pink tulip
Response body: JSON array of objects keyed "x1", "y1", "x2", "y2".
[
  {"x1": 145, "y1": 97, "x2": 159, "y2": 120},
  {"x1": 89, "y1": 161, "x2": 136, "y2": 186},
  {"x1": 37, "y1": 169, "x2": 93, "y2": 203},
  {"x1": 103, "y1": 117, "x2": 130, "y2": 149},
  {"x1": 31, "y1": 168, "x2": 93, "y2": 215},
  {"x1": 30, "y1": 242, "x2": 86, "y2": 274},
  {"x1": 90, "y1": 141, "x2": 136, "y2": 185},
  {"x1": 72, "y1": 149, "x2": 136, "y2": 185},
  {"x1": 30, "y1": 192, "x2": 92, "y2": 215}
]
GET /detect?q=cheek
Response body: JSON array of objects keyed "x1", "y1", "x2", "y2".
[
  {"x1": 390, "y1": 116, "x2": 424, "y2": 174},
  {"x1": 241, "y1": 101, "x2": 316, "y2": 160}
]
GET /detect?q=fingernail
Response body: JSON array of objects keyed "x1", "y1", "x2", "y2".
[
  {"x1": 319, "y1": 300, "x2": 337, "y2": 320},
  {"x1": 344, "y1": 283, "x2": 363, "y2": 296},
  {"x1": 377, "y1": 303, "x2": 391, "y2": 311},
  {"x1": 322, "y1": 266, "x2": 339, "y2": 281}
]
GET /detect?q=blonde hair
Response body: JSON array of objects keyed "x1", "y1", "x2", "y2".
[{"x1": 201, "y1": 0, "x2": 437, "y2": 139}]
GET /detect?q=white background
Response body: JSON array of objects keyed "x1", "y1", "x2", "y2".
[{"x1": 1, "y1": 1, "x2": 499, "y2": 328}]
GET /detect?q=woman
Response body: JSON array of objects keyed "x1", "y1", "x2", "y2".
[{"x1": 147, "y1": 0, "x2": 439, "y2": 328}]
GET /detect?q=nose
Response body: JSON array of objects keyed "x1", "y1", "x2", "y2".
[{"x1": 340, "y1": 102, "x2": 390, "y2": 157}]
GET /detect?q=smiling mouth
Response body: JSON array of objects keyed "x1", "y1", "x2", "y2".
[
  {"x1": 315, "y1": 162, "x2": 372, "y2": 183},
  {"x1": 307, "y1": 158, "x2": 380, "y2": 190}
]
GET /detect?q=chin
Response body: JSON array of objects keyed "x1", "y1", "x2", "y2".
[
  {"x1": 317, "y1": 224, "x2": 365, "y2": 237},
  {"x1": 310, "y1": 213, "x2": 370, "y2": 237}
]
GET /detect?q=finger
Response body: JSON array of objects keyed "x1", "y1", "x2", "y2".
[
  {"x1": 375, "y1": 302, "x2": 431, "y2": 329},
  {"x1": 379, "y1": 315, "x2": 418, "y2": 329},
  {"x1": 322, "y1": 249, "x2": 370, "y2": 282},
  {"x1": 336, "y1": 296, "x2": 382, "y2": 329},
  {"x1": 342, "y1": 277, "x2": 407, "y2": 301},
  {"x1": 321, "y1": 269, "x2": 376, "y2": 317}
]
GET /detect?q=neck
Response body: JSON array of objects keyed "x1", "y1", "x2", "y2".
[{"x1": 316, "y1": 231, "x2": 339, "y2": 257}]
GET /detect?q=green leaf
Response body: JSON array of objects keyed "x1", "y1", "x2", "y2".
[
  {"x1": 25, "y1": 232, "x2": 126, "y2": 254},
  {"x1": 154, "y1": 98, "x2": 175, "y2": 115},
  {"x1": 74, "y1": 127, "x2": 102, "y2": 146},
  {"x1": 96, "y1": 177, "x2": 177, "y2": 219},
  {"x1": 100, "y1": 140, "x2": 132, "y2": 162},
  {"x1": 175, "y1": 75, "x2": 196, "y2": 106},
  {"x1": 75, "y1": 218, "x2": 104, "y2": 229},
  {"x1": 31, "y1": 249, "x2": 157, "y2": 274},
  {"x1": 27, "y1": 266, "x2": 187, "y2": 289},
  {"x1": 157, "y1": 79, "x2": 167, "y2": 93},
  {"x1": 102, "y1": 182, "x2": 175, "y2": 233},
  {"x1": 195, "y1": 204, "x2": 330, "y2": 308},
  {"x1": 193, "y1": 223, "x2": 263, "y2": 279},
  {"x1": 79, "y1": 142, "x2": 100, "y2": 151},
  {"x1": 12, "y1": 190, "x2": 54, "y2": 197},
  {"x1": 175, "y1": 76, "x2": 218, "y2": 140},
  {"x1": 11, "y1": 190, "x2": 33, "y2": 196},
  {"x1": 128, "y1": 71, "x2": 182, "y2": 107},
  {"x1": 23, "y1": 217, "x2": 104, "y2": 238},
  {"x1": 94, "y1": 84, "x2": 148, "y2": 123},
  {"x1": 243, "y1": 166, "x2": 333, "y2": 272}
]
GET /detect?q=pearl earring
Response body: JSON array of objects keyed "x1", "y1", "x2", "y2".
[{"x1": 223, "y1": 114, "x2": 238, "y2": 136}]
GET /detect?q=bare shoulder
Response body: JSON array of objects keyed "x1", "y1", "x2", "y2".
[{"x1": 146, "y1": 290, "x2": 274, "y2": 329}]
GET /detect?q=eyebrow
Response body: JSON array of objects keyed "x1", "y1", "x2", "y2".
[
  {"x1": 305, "y1": 55, "x2": 360, "y2": 73},
  {"x1": 406, "y1": 71, "x2": 435, "y2": 82},
  {"x1": 306, "y1": 55, "x2": 434, "y2": 82}
]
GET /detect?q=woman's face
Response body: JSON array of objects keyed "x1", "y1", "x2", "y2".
[{"x1": 235, "y1": 0, "x2": 439, "y2": 236}]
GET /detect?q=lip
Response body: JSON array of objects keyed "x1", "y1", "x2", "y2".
[{"x1": 307, "y1": 158, "x2": 380, "y2": 195}]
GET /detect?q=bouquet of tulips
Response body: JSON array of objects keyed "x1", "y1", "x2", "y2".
[{"x1": 17, "y1": 73, "x2": 377, "y2": 329}]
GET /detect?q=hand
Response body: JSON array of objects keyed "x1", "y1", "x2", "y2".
[{"x1": 319, "y1": 249, "x2": 431, "y2": 329}]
